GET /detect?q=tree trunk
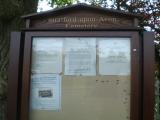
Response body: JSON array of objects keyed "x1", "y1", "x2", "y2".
[{"x1": 0, "y1": 0, "x2": 38, "y2": 119}]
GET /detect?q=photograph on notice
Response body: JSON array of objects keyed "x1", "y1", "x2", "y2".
[{"x1": 39, "y1": 90, "x2": 53, "y2": 98}]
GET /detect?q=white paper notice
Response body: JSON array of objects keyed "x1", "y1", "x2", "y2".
[
  {"x1": 98, "y1": 38, "x2": 131, "y2": 75},
  {"x1": 64, "y1": 38, "x2": 96, "y2": 76},
  {"x1": 31, "y1": 38, "x2": 63, "y2": 74},
  {"x1": 30, "y1": 74, "x2": 61, "y2": 110}
]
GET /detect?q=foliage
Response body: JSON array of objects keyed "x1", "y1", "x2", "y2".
[
  {"x1": 85, "y1": 0, "x2": 160, "y2": 41},
  {"x1": 39, "y1": 0, "x2": 74, "y2": 8},
  {"x1": 0, "y1": 0, "x2": 39, "y2": 20},
  {"x1": 51, "y1": 0, "x2": 73, "y2": 7}
]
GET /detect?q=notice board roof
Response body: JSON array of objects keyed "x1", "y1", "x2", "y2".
[
  {"x1": 22, "y1": 3, "x2": 143, "y2": 30},
  {"x1": 22, "y1": 3, "x2": 142, "y2": 19}
]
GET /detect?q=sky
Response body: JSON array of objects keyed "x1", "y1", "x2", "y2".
[
  {"x1": 38, "y1": 0, "x2": 53, "y2": 12},
  {"x1": 37, "y1": 0, "x2": 113, "y2": 12},
  {"x1": 37, "y1": 0, "x2": 86, "y2": 12}
]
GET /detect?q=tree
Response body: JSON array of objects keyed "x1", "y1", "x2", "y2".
[
  {"x1": 0, "y1": 1, "x2": 39, "y2": 119},
  {"x1": 0, "y1": 0, "x2": 74, "y2": 119}
]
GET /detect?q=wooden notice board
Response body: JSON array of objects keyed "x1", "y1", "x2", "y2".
[
  {"x1": 8, "y1": 4, "x2": 155, "y2": 120},
  {"x1": 20, "y1": 31, "x2": 140, "y2": 120}
]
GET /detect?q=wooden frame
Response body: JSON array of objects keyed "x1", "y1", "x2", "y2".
[
  {"x1": 20, "y1": 31, "x2": 141, "y2": 120},
  {"x1": 143, "y1": 32, "x2": 155, "y2": 120},
  {"x1": 8, "y1": 32, "x2": 23, "y2": 120}
]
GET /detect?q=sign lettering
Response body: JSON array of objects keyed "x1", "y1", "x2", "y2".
[{"x1": 41, "y1": 16, "x2": 121, "y2": 28}]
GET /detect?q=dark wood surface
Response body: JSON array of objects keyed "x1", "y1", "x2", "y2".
[
  {"x1": 22, "y1": 27, "x2": 144, "y2": 31},
  {"x1": 143, "y1": 32, "x2": 155, "y2": 120},
  {"x1": 29, "y1": 10, "x2": 134, "y2": 29},
  {"x1": 20, "y1": 33, "x2": 32, "y2": 120},
  {"x1": 21, "y1": 4, "x2": 143, "y2": 30},
  {"x1": 8, "y1": 32, "x2": 22, "y2": 120},
  {"x1": 22, "y1": 4, "x2": 142, "y2": 19},
  {"x1": 20, "y1": 31, "x2": 141, "y2": 120},
  {"x1": 130, "y1": 32, "x2": 141, "y2": 120}
]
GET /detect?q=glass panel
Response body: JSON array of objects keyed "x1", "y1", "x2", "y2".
[
  {"x1": 29, "y1": 37, "x2": 131, "y2": 120},
  {"x1": 98, "y1": 38, "x2": 130, "y2": 75},
  {"x1": 64, "y1": 38, "x2": 96, "y2": 75}
]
